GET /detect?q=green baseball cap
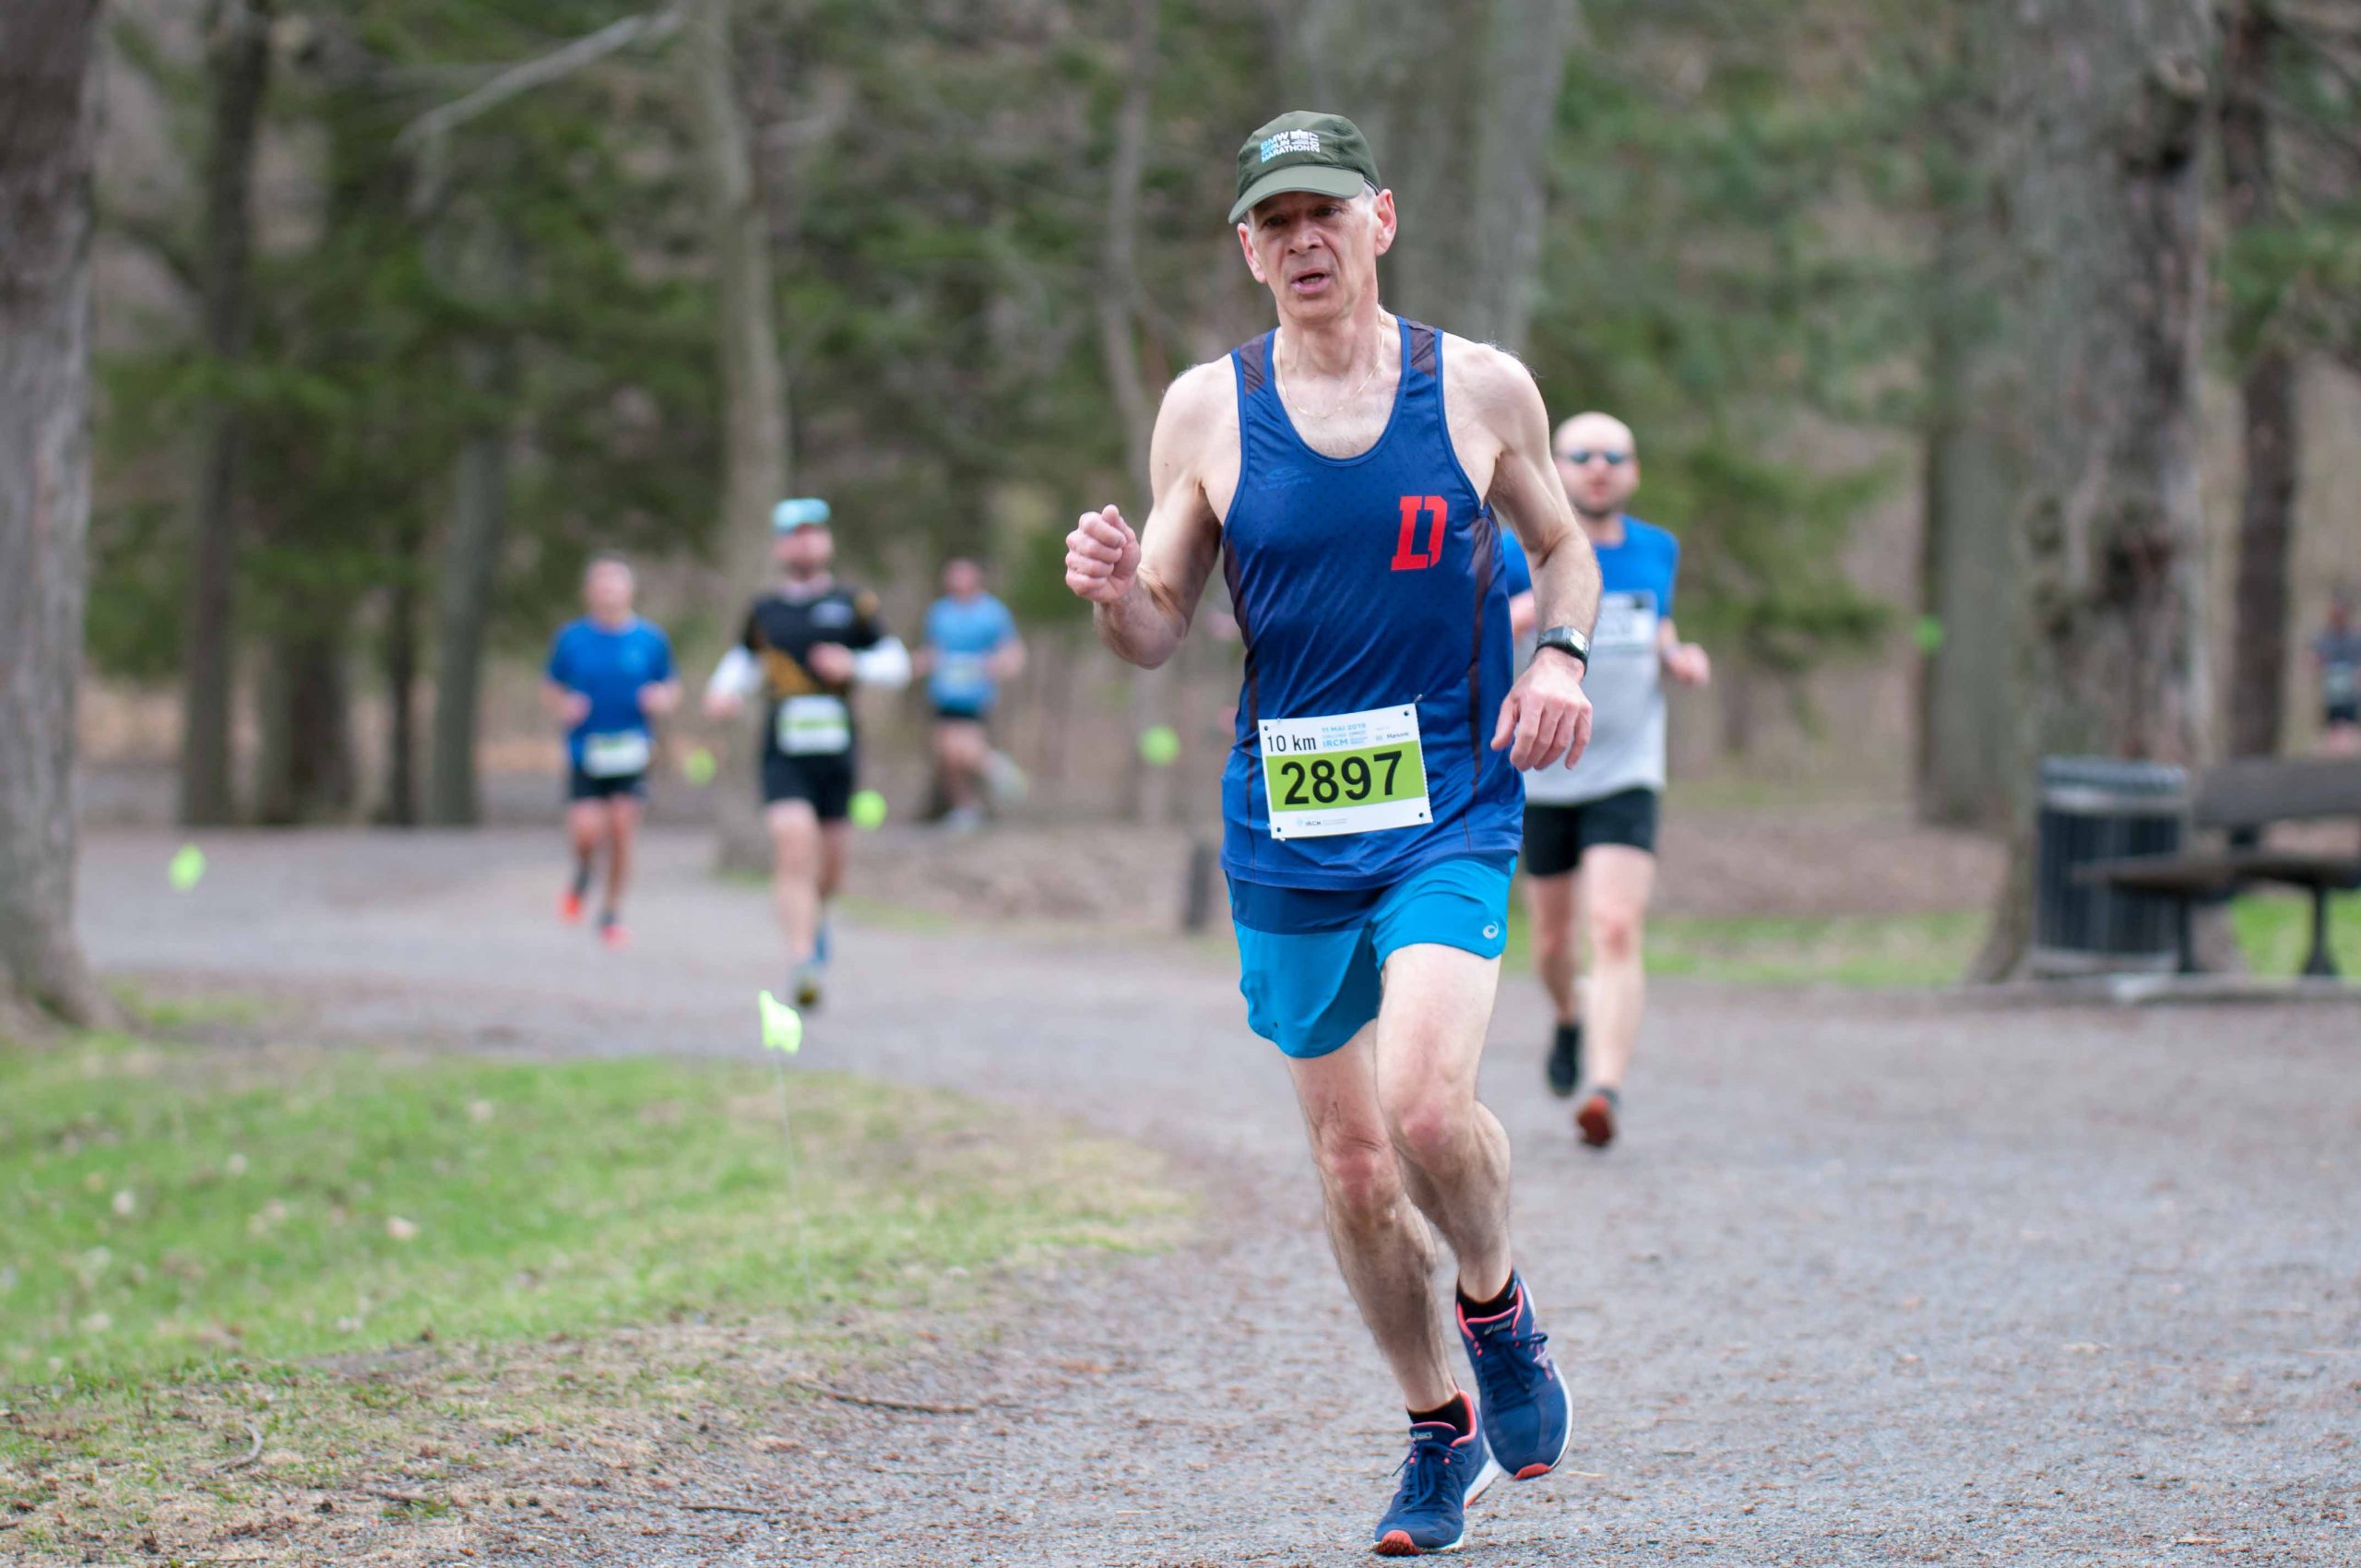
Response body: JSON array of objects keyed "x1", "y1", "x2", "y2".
[{"x1": 1229, "y1": 111, "x2": 1380, "y2": 225}]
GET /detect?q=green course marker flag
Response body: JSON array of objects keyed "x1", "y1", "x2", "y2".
[
  {"x1": 682, "y1": 746, "x2": 717, "y2": 787},
  {"x1": 757, "y1": 990, "x2": 803, "y2": 1054},
  {"x1": 756, "y1": 989, "x2": 814, "y2": 1299},
  {"x1": 168, "y1": 844, "x2": 207, "y2": 892},
  {"x1": 1139, "y1": 724, "x2": 1180, "y2": 768},
  {"x1": 1914, "y1": 615, "x2": 1945, "y2": 654},
  {"x1": 848, "y1": 789, "x2": 888, "y2": 830}
]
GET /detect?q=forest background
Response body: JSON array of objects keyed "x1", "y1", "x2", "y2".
[{"x1": 52, "y1": 0, "x2": 2361, "y2": 981}]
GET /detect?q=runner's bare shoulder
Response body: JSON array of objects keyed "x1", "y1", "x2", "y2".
[
  {"x1": 1155, "y1": 358, "x2": 1243, "y2": 524},
  {"x1": 1434, "y1": 333, "x2": 1546, "y2": 493}
]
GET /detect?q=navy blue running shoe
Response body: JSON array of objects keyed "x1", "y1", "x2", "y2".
[
  {"x1": 1456, "y1": 1274, "x2": 1572, "y2": 1480},
  {"x1": 1371, "y1": 1398, "x2": 1501, "y2": 1556}
]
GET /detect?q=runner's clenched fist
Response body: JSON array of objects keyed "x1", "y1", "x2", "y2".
[{"x1": 1065, "y1": 505, "x2": 1141, "y2": 604}]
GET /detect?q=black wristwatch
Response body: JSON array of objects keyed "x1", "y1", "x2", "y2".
[{"x1": 1535, "y1": 625, "x2": 1591, "y2": 670}]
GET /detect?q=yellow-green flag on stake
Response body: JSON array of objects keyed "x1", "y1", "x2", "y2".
[
  {"x1": 756, "y1": 989, "x2": 813, "y2": 1298},
  {"x1": 757, "y1": 990, "x2": 803, "y2": 1054}
]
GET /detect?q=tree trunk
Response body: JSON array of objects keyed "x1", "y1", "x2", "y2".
[
  {"x1": 1915, "y1": 55, "x2": 2019, "y2": 827},
  {"x1": 1970, "y1": 0, "x2": 2213, "y2": 980},
  {"x1": 424, "y1": 362, "x2": 514, "y2": 826},
  {"x1": 0, "y1": 0, "x2": 116, "y2": 1033},
  {"x1": 689, "y1": 0, "x2": 792, "y2": 872},
  {"x1": 381, "y1": 570, "x2": 420, "y2": 825},
  {"x1": 425, "y1": 225, "x2": 519, "y2": 827},
  {"x1": 2222, "y1": 0, "x2": 2297, "y2": 760},
  {"x1": 1916, "y1": 359, "x2": 2020, "y2": 824},
  {"x1": 178, "y1": 0, "x2": 275, "y2": 827},
  {"x1": 254, "y1": 624, "x2": 355, "y2": 825},
  {"x1": 1293, "y1": 0, "x2": 1574, "y2": 350},
  {"x1": 1098, "y1": 0, "x2": 1173, "y2": 826}
]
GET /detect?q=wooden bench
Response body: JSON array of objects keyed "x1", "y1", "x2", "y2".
[{"x1": 2074, "y1": 757, "x2": 2361, "y2": 978}]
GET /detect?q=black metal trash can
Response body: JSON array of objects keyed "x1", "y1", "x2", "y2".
[{"x1": 2031, "y1": 756, "x2": 2187, "y2": 976}]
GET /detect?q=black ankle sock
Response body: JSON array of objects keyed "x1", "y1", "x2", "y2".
[
  {"x1": 1406, "y1": 1391, "x2": 1472, "y2": 1436},
  {"x1": 1457, "y1": 1274, "x2": 1520, "y2": 1321},
  {"x1": 1555, "y1": 1020, "x2": 1582, "y2": 1046}
]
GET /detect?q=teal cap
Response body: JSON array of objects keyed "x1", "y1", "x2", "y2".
[{"x1": 772, "y1": 497, "x2": 832, "y2": 533}]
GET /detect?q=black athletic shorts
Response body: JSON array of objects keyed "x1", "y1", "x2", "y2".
[
  {"x1": 932, "y1": 703, "x2": 990, "y2": 726},
  {"x1": 567, "y1": 768, "x2": 647, "y2": 802},
  {"x1": 762, "y1": 751, "x2": 856, "y2": 821},
  {"x1": 1522, "y1": 787, "x2": 1659, "y2": 878},
  {"x1": 2328, "y1": 700, "x2": 2360, "y2": 727}
]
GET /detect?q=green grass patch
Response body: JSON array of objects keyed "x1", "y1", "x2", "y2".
[
  {"x1": 1, "y1": 1039, "x2": 1182, "y2": 1384},
  {"x1": 0, "y1": 1034, "x2": 1187, "y2": 1559},
  {"x1": 1643, "y1": 909, "x2": 1986, "y2": 988},
  {"x1": 2225, "y1": 888, "x2": 2361, "y2": 977},
  {"x1": 102, "y1": 980, "x2": 271, "y2": 1035},
  {"x1": 1499, "y1": 890, "x2": 2361, "y2": 989}
]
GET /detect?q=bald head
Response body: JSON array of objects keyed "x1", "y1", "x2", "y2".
[{"x1": 1552, "y1": 411, "x2": 1639, "y2": 524}]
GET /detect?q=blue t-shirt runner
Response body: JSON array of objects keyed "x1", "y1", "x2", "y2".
[
  {"x1": 923, "y1": 592, "x2": 1019, "y2": 719},
  {"x1": 546, "y1": 616, "x2": 674, "y2": 790},
  {"x1": 1499, "y1": 519, "x2": 1679, "y2": 802}
]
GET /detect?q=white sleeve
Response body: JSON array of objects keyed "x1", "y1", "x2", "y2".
[
  {"x1": 706, "y1": 646, "x2": 761, "y2": 700},
  {"x1": 851, "y1": 636, "x2": 912, "y2": 690}
]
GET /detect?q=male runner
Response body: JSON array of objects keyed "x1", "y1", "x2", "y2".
[
  {"x1": 1501, "y1": 414, "x2": 1709, "y2": 1148},
  {"x1": 1065, "y1": 112, "x2": 1603, "y2": 1556},
  {"x1": 2314, "y1": 589, "x2": 2361, "y2": 755},
  {"x1": 703, "y1": 498, "x2": 909, "y2": 1007},
  {"x1": 917, "y1": 556, "x2": 1024, "y2": 829},
  {"x1": 543, "y1": 552, "x2": 678, "y2": 946}
]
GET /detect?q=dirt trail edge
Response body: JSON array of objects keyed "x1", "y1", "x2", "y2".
[{"x1": 78, "y1": 828, "x2": 2361, "y2": 1567}]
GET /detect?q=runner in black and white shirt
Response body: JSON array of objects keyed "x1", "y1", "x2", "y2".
[{"x1": 703, "y1": 499, "x2": 909, "y2": 1007}]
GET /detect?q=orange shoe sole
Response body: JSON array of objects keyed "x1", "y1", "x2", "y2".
[
  {"x1": 558, "y1": 891, "x2": 585, "y2": 925},
  {"x1": 1575, "y1": 1094, "x2": 1617, "y2": 1148}
]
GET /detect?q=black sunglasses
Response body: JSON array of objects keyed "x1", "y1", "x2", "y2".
[{"x1": 1559, "y1": 448, "x2": 1630, "y2": 466}]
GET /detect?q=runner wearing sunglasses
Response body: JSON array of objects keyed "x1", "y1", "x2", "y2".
[{"x1": 1500, "y1": 413, "x2": 1710, "y2": 1147}]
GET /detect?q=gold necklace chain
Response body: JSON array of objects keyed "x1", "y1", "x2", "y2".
[{"x1": 1278, "y1": 336, "x2": 1385, "y2": 422}]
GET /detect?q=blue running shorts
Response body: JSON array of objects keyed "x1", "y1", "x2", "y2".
[{"x1": 1229, "y1": 853, "x2": 1514, "y2": 1060}]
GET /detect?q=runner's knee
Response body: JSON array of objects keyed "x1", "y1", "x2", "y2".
[
  {"x1": 769, "y1": 819, "x2": 820, "y2": 874},
  {"x1": 1382, "y1": 1082, "x2": 1474, "y2": 1173},
  {"x1": 1591, "y1": 905, "x2": 1644, "y2": 965},
  {"x1": 1311, "y1": 1126, "x2": 1403, "y2": 1223}
]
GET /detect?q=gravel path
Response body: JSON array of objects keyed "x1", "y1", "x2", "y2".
[{"x1": 79, "y1": 826, "x2": 2361, "y2": 1566}]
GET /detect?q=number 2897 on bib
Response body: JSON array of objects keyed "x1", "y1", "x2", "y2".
[{"x1": 1257, "y1": 703, "x2": 1431, "y2": 840}]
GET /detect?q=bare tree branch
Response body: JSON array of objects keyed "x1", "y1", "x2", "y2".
[{"x1": 394, "y1": 6, "x2": 682, "y2": 154}]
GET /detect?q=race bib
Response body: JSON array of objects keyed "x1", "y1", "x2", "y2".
[
  {"x1": 1258, "y1": 703, "x2": 1431, "y2": 840},
  {"x1": 2327, "y1": 662, "x2": 2358, "y2": 705},
  {"x1": 777, "y1": 695, "x2": 851, "y2": 756},
  {"x1": 580, "y1": 731, "x2": 651, "y2": 778},
  {"x1": 1593, "y1": 591, "x2": 1659, "y2": 654},
  {"x1": 935, "y1": 651, "x2": 991, "y2": 701}
]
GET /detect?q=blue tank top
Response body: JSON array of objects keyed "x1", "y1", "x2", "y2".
[{"x1": 1219, "y1": 318, "x2": 1522, "y2": 889}]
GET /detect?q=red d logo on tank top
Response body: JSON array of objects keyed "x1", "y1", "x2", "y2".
[{"x1": 1391, "y1": 494, "x2": 1449, "y2": 571}]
